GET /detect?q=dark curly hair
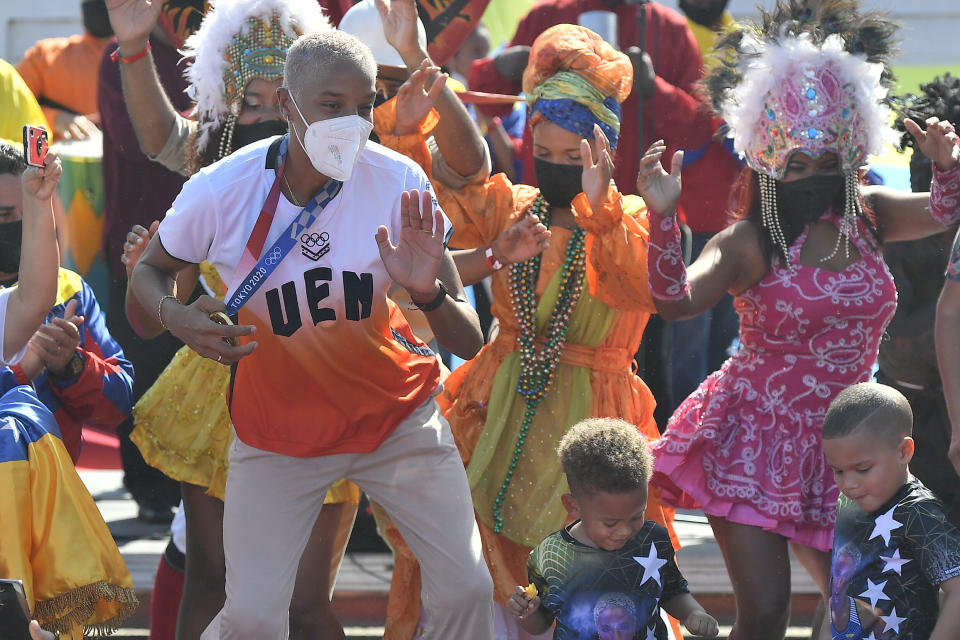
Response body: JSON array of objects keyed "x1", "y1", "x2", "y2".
[
  {"x1": 704, "y1": 0, "x2": 899, "y2": 114},
  {"x1": 0, "y1": 142, "x2": 27, "y2": 177},
  {"x1": 895, "y1": 73, "x2": 960, "y2": 192},
  {"x1": 558, "y1": 418, "x2": 652, "y2": 496}
]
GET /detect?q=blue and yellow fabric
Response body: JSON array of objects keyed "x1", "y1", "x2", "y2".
[
  {"x1": 0, "y1": 370, "x2": 136, "y2": 638},
  {"x1": 7, "y1": 269, "x2": 133, "y2": 464}
]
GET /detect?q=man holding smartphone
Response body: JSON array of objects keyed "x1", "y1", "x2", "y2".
[
  {"x1": 0, "y1": 140, "x2": 136, "y2": 638},
  {"x1": 131, "y1": 30, "x2": 494, "y2": 639}
]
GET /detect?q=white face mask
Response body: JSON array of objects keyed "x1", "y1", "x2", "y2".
[{"x1": 288, "y1": 93, "x2": 374, "y2": 181}]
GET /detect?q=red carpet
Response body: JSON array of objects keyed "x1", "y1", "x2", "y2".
[{"x1": 76, "y1": 426, "x2": 123, "y2": 471}]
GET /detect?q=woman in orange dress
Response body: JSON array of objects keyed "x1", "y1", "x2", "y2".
[{"x1": 383, "y1": 24, "x2": 678, "y2": 639}]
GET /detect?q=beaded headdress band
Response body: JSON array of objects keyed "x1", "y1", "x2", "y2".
[{"x1": 182, "y1": 0, "x2": 331, "y2": 154}]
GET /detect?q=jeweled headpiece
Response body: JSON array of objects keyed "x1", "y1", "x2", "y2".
[
  {"x1": 183, "y1": 0, "x2": 331, "y2": 153},
  {"x1": 722, "y1": 32, "x2": 893, "y2": 180}
]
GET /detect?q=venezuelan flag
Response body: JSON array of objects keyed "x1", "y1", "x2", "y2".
[{"x1": 0, "y1": 371, "x2": 137, "y2": 638}]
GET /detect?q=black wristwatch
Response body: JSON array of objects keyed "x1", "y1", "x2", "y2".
[
  {"x1": 49, "y1": 351, "x2": 85, "y2": 382},
  {"x1": 410, "y1": 280, "x2": 448, "y2": 312}
]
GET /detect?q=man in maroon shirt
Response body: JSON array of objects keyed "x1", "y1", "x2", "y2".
[{"x1": 97, "y1": 27, "x2": 192, "y2": 523}]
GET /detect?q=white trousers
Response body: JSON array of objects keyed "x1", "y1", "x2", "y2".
[{"x1": 201, "y1": 398, "x2": 494, "y2": 639}]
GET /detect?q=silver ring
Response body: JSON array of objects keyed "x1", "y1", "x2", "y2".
[{"x1": 217, "y1": 354, "x2": 222, "y2": 363}]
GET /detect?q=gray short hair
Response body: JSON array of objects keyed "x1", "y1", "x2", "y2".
[{"x1": 283, "y1": 30, "x2": 377, "y2": 99}]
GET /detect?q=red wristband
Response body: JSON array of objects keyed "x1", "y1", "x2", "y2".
[
  {"x1": 485, "y1": 245, "x2": 504, "y2": 271},
  {"x1": 111, "y1": 42, "x2": 151, "y2": 65}
]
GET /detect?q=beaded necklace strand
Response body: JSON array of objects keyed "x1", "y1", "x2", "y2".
[{"x1": 492, "y1": 195, "x2": 587, "y2": 533}]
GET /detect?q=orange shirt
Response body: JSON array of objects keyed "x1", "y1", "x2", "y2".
[{"x1": 16, "y1": 33, "x2": 108, "y2": 137}]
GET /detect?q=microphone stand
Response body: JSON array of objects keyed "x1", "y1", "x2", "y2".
[{"x1": 632, "y1": 0, "x2": 650, "y2": 151}]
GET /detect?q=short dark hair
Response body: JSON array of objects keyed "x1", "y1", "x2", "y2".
[
  {"x1": 558, "y1": 418, "x2": 653, "y2": 496},
  {"x1": 822, "y1": 382, "x2": 913, "y2": 444},
  {"x1": 0, "y1": 142, "x2": 27, "y2": 177}
]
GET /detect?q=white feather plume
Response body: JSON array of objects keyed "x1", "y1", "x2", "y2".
[
  {"x1": 182, "y1": 0, "x2": 332, "y2": 151},
  {"x1": 721, "y1": 32, "x2": 896, "y2": 173}
]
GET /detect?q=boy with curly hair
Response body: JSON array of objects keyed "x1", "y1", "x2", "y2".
[{"x1": 508, "y1": 418, "x2": 717, "y2": 639}]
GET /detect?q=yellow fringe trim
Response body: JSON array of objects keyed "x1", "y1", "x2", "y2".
[{"x1": 34, "y1": 581, "x2": 139, "y2": 636}]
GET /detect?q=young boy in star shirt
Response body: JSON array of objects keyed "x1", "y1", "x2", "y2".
[
  {"x1": 508, "y1": 418, "x2": 718, "y2": 639},
  {"x1": 821, "y1": 382, "x2": 960, "y2": 640}
]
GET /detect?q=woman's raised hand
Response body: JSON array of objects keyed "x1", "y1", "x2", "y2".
[
  {"x1": 105, "y1": 0, "x2": 161, "y2": 47},
  {"x1": 393, "y1": 59, "x2": 447, "y2": 136},
  {"x1": 905, "y1": 117, "x2": 960, "y2": 173},
  {"x1": 580, "y1": 124, "x2": 615, "y2": 213},
  {"x1": 635, "y1": 140, "x2": 683, "y2": 216}
]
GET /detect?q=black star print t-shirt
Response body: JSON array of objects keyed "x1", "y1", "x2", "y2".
[
  {"x1": 830, "y1": 478, "x2": 960, "y2": 639},
  {"x1": 527, "y1": 520, "x2": 688, "y2": 640}
]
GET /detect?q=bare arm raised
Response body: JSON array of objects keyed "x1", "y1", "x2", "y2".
[
  {"x1": 636, "y1": 140, "x2": 766, "y2": 321},
  {"x1": 105, "y1": 0, "x2": 179, "y2": 157},
  {"x1": 377, "y1": 0, "x2": 489, "y2": 182},
  {"x1": 867, "y1": 117, "x2": 960, "y2": 242},
  {"x1": 6, "y1": 152, "x2": 61, "y2": 363}
]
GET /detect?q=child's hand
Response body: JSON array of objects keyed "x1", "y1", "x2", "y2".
[
  {"x1": 508, "y1": 584, "x2": 540, "y2": 620},
  {"x1": 684, "y1": 609, "x2": 719, "y2": 637},
  {"x1": 121, "y1": 221, "x2": 159, "y2": 276},
  {"x1": 21, "y1": 151, "x2": 62, "y2": 201}
]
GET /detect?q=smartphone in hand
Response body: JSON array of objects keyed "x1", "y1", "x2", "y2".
[
  {"x1": 22, "y1": 126, "x2": 49, "y2": 169},
  {"x1": 0, "y1": 579, "x2": 31, "y2": 640}
]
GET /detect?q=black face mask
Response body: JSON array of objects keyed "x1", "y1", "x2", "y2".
[
  {"x1": 776, "y1": 174, "x2": 845, "y2": 225},
  {"x1": 678, "y1": 0, "x2": 729, "y2": 28},
  {"x1": 82, "y1": 0, "x2": 114, "y2": 39},
  {"x1": 231, "y1": 120, "x2": 288, "y2": 150},
  {"x1": 534, "y1": 157, "x2": 584, "y2": 208},
  {"x1": 0, "y1": 220, "x2": 22, "y2": 275}
]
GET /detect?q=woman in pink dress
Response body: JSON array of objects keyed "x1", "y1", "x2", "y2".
[{"x1": 635, "y1": 2, "x2": 960, "y2": 638}]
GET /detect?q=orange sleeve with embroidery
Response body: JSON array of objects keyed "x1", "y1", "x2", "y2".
[{"x1": 571, "y1": 188, "x2": 657, "y2": 313}]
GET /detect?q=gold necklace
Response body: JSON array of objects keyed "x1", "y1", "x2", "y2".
[{"x1": 282, "y1": 172, "x2": 303, "y2": 207}]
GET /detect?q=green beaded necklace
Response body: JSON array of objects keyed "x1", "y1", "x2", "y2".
[{"x1": 492, "y1": 194, "x2": 587, "y2": 534}]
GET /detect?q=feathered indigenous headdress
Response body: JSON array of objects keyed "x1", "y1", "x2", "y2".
[
  {"x1": 182, "y1": 0, "x2": 331, "y2": 154},
  {"x1": 703, "y1": 0, "x2": 900, "y2": 266}
]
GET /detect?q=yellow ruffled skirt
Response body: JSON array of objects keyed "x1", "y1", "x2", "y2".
[{"x1": 132, "y1": 345, "x2": 359, "y2": 504}]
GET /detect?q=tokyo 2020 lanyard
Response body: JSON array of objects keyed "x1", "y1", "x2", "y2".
[{"x1": 224, "y1": 136, "x2": 341, "y2": 315}]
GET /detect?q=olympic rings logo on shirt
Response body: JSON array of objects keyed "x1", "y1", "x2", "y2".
[
  {"x1": 263, "y1": 246, "x2": 284, "y2": 266},
  {"x1": 300, "y1": 232, "x2": 330, "y2": 248}
]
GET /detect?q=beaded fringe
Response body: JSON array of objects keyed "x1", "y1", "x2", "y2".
[
  {"x1": 759, "y1": 171, "x2": 860, "y2": 269},
  {"x1": 217, "y1": 113, "x2": 237, "y2": 161}
]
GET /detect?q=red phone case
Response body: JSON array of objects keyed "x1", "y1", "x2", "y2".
[{"x1": 22, "y1": 125, "x2": 48, "y2": 168}]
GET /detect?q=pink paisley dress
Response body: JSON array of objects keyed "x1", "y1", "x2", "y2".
[{"x1": 651, "y1": 212, "x2": 897, "y2": 551}]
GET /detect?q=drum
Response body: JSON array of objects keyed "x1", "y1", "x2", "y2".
[{"x1": 51, "y1": 134, "x2": 110, "y2": 307}]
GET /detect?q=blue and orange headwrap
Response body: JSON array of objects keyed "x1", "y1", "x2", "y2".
[{"x1": 523, "y1": 24, "x2": 633, "y2": 150}]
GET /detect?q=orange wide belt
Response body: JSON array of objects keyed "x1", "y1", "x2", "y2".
[{"x1": 495, "y1": 329, "x2": 636, "y2": 375}]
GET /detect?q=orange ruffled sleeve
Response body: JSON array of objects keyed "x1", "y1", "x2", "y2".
[
  {"x1": 372, "y1": 96, "x2": 440, "y2": 179},
  {"x1": 441, "y1": 172, "x2": 539, "y2": 249},
  {"x1": 571, "y1": 187, "x2": 657, "y2": 313}
]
